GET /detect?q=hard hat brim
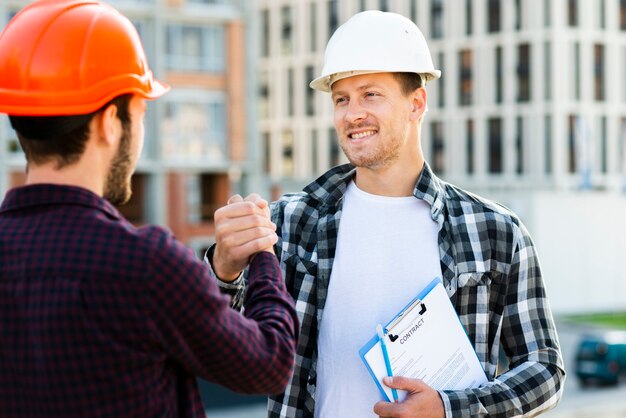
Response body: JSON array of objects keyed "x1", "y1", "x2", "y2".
[{"x1": 310, "y1": 69, "x2": 442, "y2": 92}]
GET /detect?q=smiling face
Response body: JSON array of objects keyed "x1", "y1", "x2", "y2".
[{"x1": 331, "y1": 72, "x2": 423, "y2": 170}]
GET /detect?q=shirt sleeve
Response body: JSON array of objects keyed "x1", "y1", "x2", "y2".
[
  {"x1": 204, "y1": 244, "x2": 246, "y2": 310},
  {"x1": 439, "y1": 223, "x2": 565, "y2": 417},
  {"x1": 145, "y1": 229, "x2": 299, "y2": 395}
]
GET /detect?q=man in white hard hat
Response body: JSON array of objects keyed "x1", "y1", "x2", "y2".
[{"x1": 209, "y1": 10, "x2": 564, "y2": 418}]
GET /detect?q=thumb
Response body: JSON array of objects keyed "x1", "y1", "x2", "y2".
[{"x1": 383, "y1": 376, "x2": 427, "y2": 393}]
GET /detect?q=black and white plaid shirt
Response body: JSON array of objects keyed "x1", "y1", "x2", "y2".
[{"x1": 211, "y1": 163, "x2": 565, "y2": 418}]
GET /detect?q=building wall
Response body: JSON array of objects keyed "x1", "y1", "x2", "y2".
[{"x1": 0, "y1": 0, "x2": 249, "y2": 254}]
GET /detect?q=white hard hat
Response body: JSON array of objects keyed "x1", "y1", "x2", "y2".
[{"x1": 310, "y1": 10, "x2": 441, "y2": 92}]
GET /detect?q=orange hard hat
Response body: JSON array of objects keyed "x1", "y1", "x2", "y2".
[{"x1": 0, "y1": 0, "x2": 169, "y2": 116}]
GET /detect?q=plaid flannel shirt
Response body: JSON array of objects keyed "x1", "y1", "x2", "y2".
[{"x1": 213, "y1": 163, "x2": 565, "y2": 418}]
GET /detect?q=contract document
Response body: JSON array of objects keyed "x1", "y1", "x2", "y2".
[{"x1": 359, "y1": 277, "x2": 487, "y2": 402}]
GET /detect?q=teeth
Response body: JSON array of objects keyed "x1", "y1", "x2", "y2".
[{"x1": 351, "y1": 130, "x2": 376, "y2": 139}]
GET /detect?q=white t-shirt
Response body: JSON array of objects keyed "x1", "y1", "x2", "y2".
[{"x1": 314, "y1": 181, "x2": 442, "y2": 418}]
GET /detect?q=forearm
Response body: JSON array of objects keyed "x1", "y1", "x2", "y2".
[
  {"x1": 204, "y1": 244, "x2": 246, "y2": 310},
  {"x1": 440, "y1": 355, "x2": 564, "y2": 418}
]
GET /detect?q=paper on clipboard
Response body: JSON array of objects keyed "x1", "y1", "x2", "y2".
[{"x1": 358, "y1": 277, "x2": 487, "y2": 402}]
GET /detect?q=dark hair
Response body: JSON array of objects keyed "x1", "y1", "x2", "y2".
[
  {"x1": 392, "y1": 72, "x2": 423, "y2": 96},
  {"x1": 10, "y1": 94, "x2": 132, "y2": 168}
]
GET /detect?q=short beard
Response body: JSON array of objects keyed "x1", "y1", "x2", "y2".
[{"x1": 103, "y1": 124, "x2": 133, "y2": 206}]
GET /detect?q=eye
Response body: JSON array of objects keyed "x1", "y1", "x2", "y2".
[
  {"x1": 365, "y1": 91, "x2": 380, "y2": 98},
  {"x1": 334, "y1": 96, "x2": 348, "y2": 105}
]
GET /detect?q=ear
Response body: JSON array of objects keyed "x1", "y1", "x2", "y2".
[
  {"x1": 93, "y1": 103, "x2": 121, "y2": 148},
  {"x1": 409, "y1": 87, "x2": 427, "y2": 122}
]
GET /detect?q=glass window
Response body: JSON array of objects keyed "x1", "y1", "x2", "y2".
[
  {"x1": 594, "y1": 44, "x2": 605, "y2": 101},
  {"x1": 544, "y1": 42, "x2": 551, "y2": 101},
  {"x1": 488, "y1": 117, "x2": 503, "y2": 173},
  {"x1": 515, "y1": 116, "x2": 523, "y2": 174},
  {"x1": 488, "y1": 0, "x2": 501, "y2": 33},
  {"x1": 568, "y1": 0, "x2": 578, "y2": 27},
  {"x1": 305, "y1": 66, "x2": 315, "y2": 116},
  {"x1": 411, "y1": 0, "x2": 418, "y2": 24},
  {"x1": 360, "y1": 0, "x2": 367, "y2": 12},
  {"x1": 379, "y1": 0, "x2": 388, "y2": 12},
  {"x1": 431, "y1": 121, "x2": 445, "y2": 173},
  {"x1": 329, "y1": 128, "x2": 340, "y2": 166},
  {"x1": 287, "y1": 68, "x2": 295, "y2": 117},
  {"x1": 621, "y1": 0, "x2": 626, "y2": 30},
  {"x1": 517, "y1": 43, "x2": 531, "y2": 102},
  {"x1": 438, "y1": 52, "x2": 445, "y2": 108},
  {"x1": 261, "y1": 9, "x2": 270, "y2": 57},
  {"x1": 599, "y1": 0, "x2": 606, "y2": 29},
  {"x1": 166, "y1": 24, "x2": 224, "y2": 72},
  {"x1": 545, "y1": 115, "x2": 552, "y2": 174},
  {"x1": 459, "y1": 49, "x2": 473, "y2": 106},
  {"x1": 281, "y1": 6, "x2": 293, "y2": 55},
  {"x1": 282, "y1": 130, "x2": 294, "y2": 177},
  {"x1": 466, "y1": 119, "x2": 474, "y2": 174},
  {"x1": 515, "y1": 0, "x2": 522, "y2": 30},
  {"x1": 310, "y1": 3, "x2": 317, "y2": 52},
  {"x1": 311, "y1": 130, "x2": 319, "y2": 175},
  {"x1": 329, "y1": 0, "x2": 339, "y2": 40},
  {"x1": 161, "y1": 95, "x2": 227, "y2": 161},
  {"x1": 431, "y1": 0, "x2": 444, "y2": 39},
  {"x1": 466, "y1": 0, "x2": 473, "y2": 35},
  {"x1": 544, "y1": 0, "x2": 551, "y2": 27},
  {"x1": 573, "y1": 42, "x2": 580, "y2": 100},
  {"x1": 568, "y1": 115, "x2": 577, "y2": 173},
  {"x1": 258, "y1": 70, "x2": 269, "y2": 119},
  {"x1": 495, "y1": 46, "x2": 503, "y2": 104},
  {"x1": 263, "y1": 132, "x2": 271, "y2": 174},
  {"x1": 600, "y1": 116, "x2": 607, "y2": 173}
]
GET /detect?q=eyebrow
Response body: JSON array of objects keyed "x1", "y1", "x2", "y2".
[{"x1": 332, "y1": 83, "x2": 385, "y2": 97}]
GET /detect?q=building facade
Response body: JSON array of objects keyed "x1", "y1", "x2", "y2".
[
  {"x1": 256, "y1": 0, "x2": 626, "y2": 198},
  {"x1": 0, "y1": 0, "x2": 252, "y2": 255}
]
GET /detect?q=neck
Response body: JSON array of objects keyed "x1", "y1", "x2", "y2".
[
  {"x1": 25, "y1": 154, "x2": 105, "y2": 197},
  {"x1": 354, "y1": 152, "x2": 425, "y2": 197}
]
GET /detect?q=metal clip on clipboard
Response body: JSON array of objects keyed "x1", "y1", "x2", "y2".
[{"x1": 384, "y1": 297, "x2": 427, "y2": 337}]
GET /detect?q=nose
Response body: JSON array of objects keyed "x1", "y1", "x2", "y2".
[{"x1": 345, "y1": 99, "x2": 367, "y2": 123}]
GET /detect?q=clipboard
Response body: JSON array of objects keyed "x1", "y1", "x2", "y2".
[{"x1": 359, "y1": 277, "x2": 487, "y2": 402}]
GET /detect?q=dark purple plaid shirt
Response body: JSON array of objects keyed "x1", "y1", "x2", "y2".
[{"x1": 0, "y1": 184, "x2": 298, "y2": 418}]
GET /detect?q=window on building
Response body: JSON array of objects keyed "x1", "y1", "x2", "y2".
[
  {"x1": 379, "y1": 0, "x2": 388, "y2": 12},
  {"x1": 466, "y1": 119, "x2": 475, "y2": 174},
  {"x1": 495, "y1": 46, "x2": 503, "y2": 103},
  {"x1": 568, "y1": 0, "x2": 578, "y2": 27},
  {"x1": 281, "y1": 6, "x2": 293, "y2": 55},
  {"x1": 431, "y1": 121, "x2": 445, "y2": 173},
  {"x1": 459, "y1": 49, "x2": 473, "y2": 106},
  {"x1": 258, "y1": 70, "x2": 269, "y2": 119},
  {"x1": 197, "y1": 173, "x2": 229, "y2": 222},
  {"x1": 544, "y1": 0, "x2": 551, "y2": 27},
  {"x1": 544, "y1": 42, "x2": 551, "y2": 101},
  {"x1": 166, "y1": 24, "x2": 224, "y2": 72},
  {"x1": 515, "y1": 0, "x2": 522, "y2": 30},
  {"x1": 4, "y1": 117, "x2": 20, "y2": 155},
  {"x1": 329, "y1": 129, "x2": 340, "y2": 166},
  {"x1": 360, "y1": 0, "x2": 367, "y2": 12},
  {"x1": 287, "y1": 68, "x2": 295, "y2": 117},
  {"x1": 466, "y1": 0, "x2": 473, "y2": 35},
  {"x1": 594, "y1": 44, "x2": 605, "y2": 101},
  {"x1": 515, "y1": 116, "x2": 524, "y2": 174},
  {"x1": 161, "y1": 95, "x2": 226, "y2": 161},
  {"x1": 488, "y1": 0, "x2": 501, "y2": 33},
  {"x1": 310, "y1": 3, "x2": 317, "y2": 52},
  {"x1": 116, "y1": 174, "x2": 147, "y2": 224},
  {"x1": 311, "y1": 130, "x2": 319, "y2": 175},
  {"x1": 621, "y1": 0, "x2": 626, "y2": 30},
  {"x1": 411, "y1": 1, "x2": 418, "y2": 24},
  {"x1": 545, "y1": 115, "x2": 552, "y2": 174},
  {"x1": 431, "y1": 0, "x2": 444, "y2": 39},
  {"x1": 263, "y1": 132, "x2": 271, "y2": 174},
  {"x1": 260, "y1": 9, "x2": 270, "y2": 57},
  {"x1": 600, "y1": 116, "x2": 608, "y2": 173},
  {"x1": 599, "y1": 0, "x2": 606, "y2": 29},
  {"x1": 517, "y1": 43, "x2": 531, "y2": 102},
  {"x1": 329, "y1": 0, "x2": 339, "y2": 39},
  {"x1": 438, "y1": 52, "x2": 445, "y2": 108},
  {"x1": 568, "y1": 115, "x2": 577, "y2": 173},
  {"x1": 573, "y1": 42, "x2": 581, "y2": 100},
  {"x1": 488, "y1": 117, "x2": 503, "y2": 173},
  {"x1": 306, "y1": 66, "x2": 316, "y2": 116},
  {"x1": 282, "y1": 130, "x2": 294, "y2": 177}
]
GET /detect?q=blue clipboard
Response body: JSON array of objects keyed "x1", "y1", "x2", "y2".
[{"x1": 358, "y1": 277, "x2": 441, "y2": 401}]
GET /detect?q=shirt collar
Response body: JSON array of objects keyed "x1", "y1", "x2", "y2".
[
  {"x1": 0, "y1": 183, "x2": 122, "y2": 220},
  {"x1": 303, "y1": 162, "x2": 447, "y2": 223}
]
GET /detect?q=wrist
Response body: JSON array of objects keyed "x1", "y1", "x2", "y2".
[{"x1": 206, "y1": 245, "x2": 243, "y2": 283}]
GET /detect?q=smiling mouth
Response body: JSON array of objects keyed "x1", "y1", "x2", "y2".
[{"x1": 349, "y1": 130, "x2": 377, "y2": 139}]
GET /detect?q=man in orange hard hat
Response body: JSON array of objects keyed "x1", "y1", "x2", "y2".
[{"x1": 0, "y1": 1, "x2": 298, "y2": 417}]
